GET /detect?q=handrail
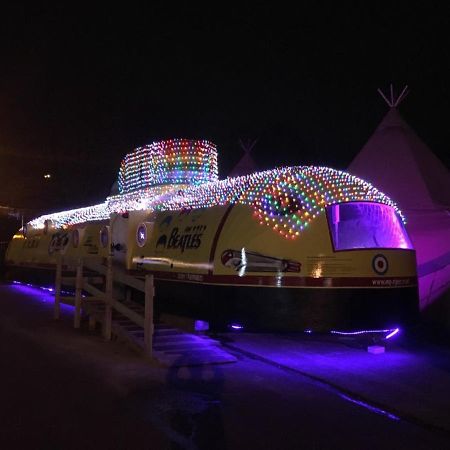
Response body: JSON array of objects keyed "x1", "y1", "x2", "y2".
[{"x1": 54, "y1": 254, "x2": 154, "y2": 358}]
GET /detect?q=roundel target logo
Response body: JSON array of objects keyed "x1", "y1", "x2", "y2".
[{"x1": 372, "y1": 254, "x2": 388, "y2": 275}]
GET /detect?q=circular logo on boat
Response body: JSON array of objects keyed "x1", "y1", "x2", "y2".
[
  {"x1": 372, "y1": 254, "x2": 388, "y2": 275},
  {"x1": 136, "y1": 223, "x2": 147, "y2": 247},
  {"x1": 72, "y1": 229, "x2": 80, "y2": 248},
  {"x1": 99, "y1": 226, "x2": 109, "y2": 248}
]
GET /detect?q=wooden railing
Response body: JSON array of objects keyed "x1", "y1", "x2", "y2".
[{"x1": 54, "y1": 255, "x2": 154, "y2": 358}]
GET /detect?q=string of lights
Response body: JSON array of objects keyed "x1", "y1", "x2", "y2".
[
  {"x1": 156, "y1": 166, "x2": 403, "y2": 240},
  {"x1": 28, "y1": 151, "x2": 403, "y2": 240},
  {"x1": 118, "y1": 139, "x2": 218, "y2": 194}
]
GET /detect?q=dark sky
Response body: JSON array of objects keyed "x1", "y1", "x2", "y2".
[{"x1": 1, "y1": 3, "x2": 449, "y2": 214}]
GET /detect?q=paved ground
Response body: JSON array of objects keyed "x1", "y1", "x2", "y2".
[
  {"x1": 225, "y1": 329, "x2": 450, "y2": 432},
  {"x1": 1, "y1": 282, "x2": 450, "y2": 449}
]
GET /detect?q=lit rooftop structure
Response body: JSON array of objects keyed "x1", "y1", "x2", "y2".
[{"x1": 118, "y1": 139, "x2": 218, "y2": 194}]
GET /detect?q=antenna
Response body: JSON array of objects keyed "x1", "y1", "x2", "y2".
[
  {"x1": 377, "y1": 84, "x2": 409, "y2": 108},
  {"x1": 238, "y1": 138, "x2": 258, "y2": 154}
]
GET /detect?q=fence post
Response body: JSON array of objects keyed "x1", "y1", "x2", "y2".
[
  {"x1": 54, "y1": 254, "x2": 62, "y2": 320},
  {"x1": 74, "y1": 257, "x2": 83, "y2": 328},
  {"x1": 103, "y1": 255, "x2": 113, "y2": 340},
  {"x1": 144, "y1": 275, "x2": 154, "y2": 357}
]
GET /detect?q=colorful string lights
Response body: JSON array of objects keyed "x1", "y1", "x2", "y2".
[
  {"x1": 118, "y1": 139, "x2": 218, "y2": 194},
  {"x1": 157, "y1": 166, "x2": 404, "y2": 240},
  {"x1": 27, "y1": 141, "x2": 404, "y2": 239}
]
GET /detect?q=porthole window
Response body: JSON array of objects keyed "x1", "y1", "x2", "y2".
[
  {"x1": 100, "y1": 226, "x2": 109, "y2": 248},
  {"x1": 136, "y1": 223, "x2": 147, "y2": 247}
]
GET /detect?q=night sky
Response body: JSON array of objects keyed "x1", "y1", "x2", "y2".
[{"x1": 1, "y1": 3, "x2": 449, "y2": 215}]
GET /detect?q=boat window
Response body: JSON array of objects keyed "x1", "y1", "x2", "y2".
[{"x1": 327, "y1": 202, "x2": 413, "y2": 250}]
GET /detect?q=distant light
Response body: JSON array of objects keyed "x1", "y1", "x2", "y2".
[
  {"x1": 44, "y1": 174, "x2": 51, "y2": 179},
  {"x1": 230, "y1": 323, "x2": 244, "y2": 330}
]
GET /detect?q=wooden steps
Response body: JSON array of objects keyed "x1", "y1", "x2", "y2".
[
  {"x1": 56, "y1": 256, "x2": 236, "y2": 367},
  {"x1": 82, "y1": 299, "x2": 237, "y2": 367}
]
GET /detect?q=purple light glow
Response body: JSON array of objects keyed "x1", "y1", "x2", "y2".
[
  {"x1": 194, "y1": 320, "x2": 210, "y2": 332},
  {"x1": 230, "y1": 324, "x2": 244, "y2": 330},
  {"x1": 41, "y1": 286, "x2": 54, "y2": 293},
  {"x1": 338, "y1": 393, "x2": 400, "y2": 421},
  {"x1": 385, "y1": 328, "x2": 400, "y2": 340},
  {"x1": 328, "y1": 202, "x2": 412, "y2": 250},
  {"x1": 224, "y1": 339, "x2": 404, "y2": 423},
  {"x1": 331, "y1": 328, "x2": 395, "y2": 336},
  {"x1": 11, "y1": 281, "x2": 75, "y2": 310}
]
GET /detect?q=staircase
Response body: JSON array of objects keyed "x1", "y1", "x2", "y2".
[
  {"x1": 82, "y1": 297, "x2": 237, "y2": 367},
  {"x1": 58, "y1": 257, "x2": 236, "y2": 367}
]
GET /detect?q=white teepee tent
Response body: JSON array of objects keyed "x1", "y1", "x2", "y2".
[
  {"x1": 349, "y1": 107, "x2": 450, "y2": 210},
  {"x1": 228, "y1": 139, "x2": 258, "y2": 178},
  {"x1": 349, "y1": 88, "x2": 450, "y2": 318}
]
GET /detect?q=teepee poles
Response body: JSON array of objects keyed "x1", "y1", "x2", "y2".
[
  {"x1": 239, "y1": 138, "x2": 258, "y2": 154},
  {"x1": 395, "y1": 85, "x2": 409, "y2": 106},
  {"x1": 377, "y1": 84, "x2": 409, "y2": 108}
]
